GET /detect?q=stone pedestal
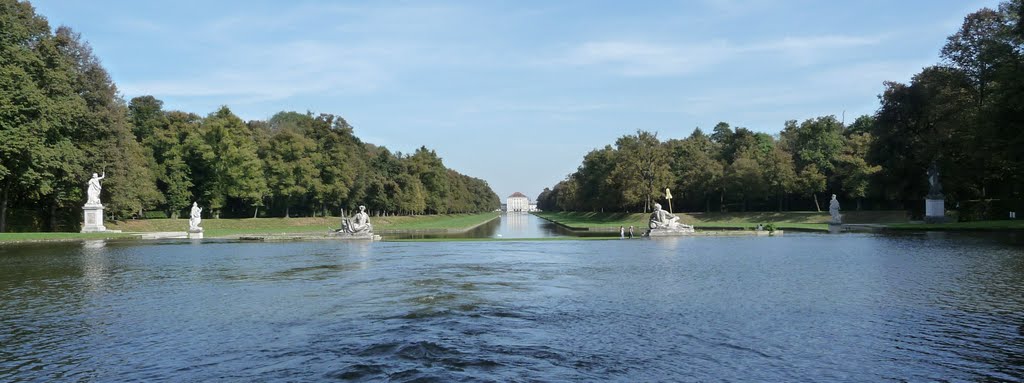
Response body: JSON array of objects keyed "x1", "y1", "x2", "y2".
[
  {"x1": 188, "y1": 229, "x2": 204, "y2": 239},
  {"x1": 924, "y1": 197, "x2": 946, "y2": 223},
  {"x1": 81, "y1": 203, "x2": 108, "y2": 233},
  {"x1": 645, "y1": 224, "x2": 696, "y2": 237}
]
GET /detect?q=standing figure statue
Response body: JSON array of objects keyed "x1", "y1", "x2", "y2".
[
  {"x1": 86, "y1": 172, "x2": 105, "y2": 205},
  {"x1": 926, "y1": 161, "x2": 943, "y2": 197},
  {"x1": 341, "y1": 205, "x2": 373, "y2": 234},
  {"x1": 649, "y1": 203, "x2": 681, "y2": 230},
  {"x1": 829, "y1": 194, "x2": 841, "y2": 224},
  {"x1": 189, "y1": 202, "x2": 203, "y2": 231}
]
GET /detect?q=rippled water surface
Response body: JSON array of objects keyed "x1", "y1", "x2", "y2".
[{"x1": 2, "y1": 232, "x2": 1023, "y2": 381}]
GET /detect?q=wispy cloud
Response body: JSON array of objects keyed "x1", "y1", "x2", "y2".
[
  {"x1": 552, "y1": 34, "x2": 885, "y2": 76},
  {"x1": 120, "y1": 40, "x2": 392, "y2": 102}
]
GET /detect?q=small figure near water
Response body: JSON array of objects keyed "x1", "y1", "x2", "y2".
[
  {"x1": 341, "y1": 205, "x2": 373, "y2": 234},
  {"x1": 86, "y1": 172, "x2": 105, "y2": 205},
  {"x1": 619, "y1": 226, "x2": 625, "y2": 239},
  {"x1": 628, "y1": 225, "x2": 634, "y2": 239},
  {"x1": 189, "y1": 202, "x2": 203, "y2": 232},
  {"x1": 829, "y1": 194, "x2": 841, "y2": 225}
]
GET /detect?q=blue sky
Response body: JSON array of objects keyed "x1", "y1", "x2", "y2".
[{"x1": 35, "y1": 0, "x2": 998, "y2": 201}]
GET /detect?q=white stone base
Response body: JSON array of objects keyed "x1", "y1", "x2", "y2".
[
  {"x1": 925, "y1": 198, "x2": 946, "y2": 223},
  {"x1": 188, "y1": 228, "x2": 204, "y2": 239},
  {"x1": 327, "y1": 230, "x2": 380, "y2": 240},
  {"x1": 81, "y1": 204, "x2": 108, "y2": 233},
  {"x1": 645, "y1": 224, "x2": 696, "y2": 237}
]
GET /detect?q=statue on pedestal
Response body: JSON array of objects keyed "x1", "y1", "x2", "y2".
[
  {"x1": 86, "y1": 172, "x2": 105, "y2": 205},
  {"x1": 81, "y1": 171, "x2": 108, "y2": 233},
  {"x1": 189, "y1": 202, "x2": 203, "y2": 232},
  {"x1": 646, "y1": 203, "x2": 694, "y2": 236},
  {"x1": 924, "y1": 161, "x2": 946, "y2": 223},
  {"x1": 338, "y1": 205, "x2": 373, "y2": 235},
  {"x1": 829, "y1": 194, "x2": 841, "y2": 225}
]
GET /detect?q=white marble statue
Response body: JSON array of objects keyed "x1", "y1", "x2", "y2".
[
  {"x1": 649, "y1": 203, "x2": 681, "y2": 229},
  {"x1": 86, "y1": 172, "x2": 105, "y2": 205},
  {"x1": 829, "y1": 194, "x2": 841, "y2": 224},
  {"x1": 646, "y1": 203, "x2": 694, "y2": 236},
  {"x1": 341, "y1": 205, "x2": 372, "y2": 234},
  {"x1": 189, "y1": 202, "x2": 203, "y2": 231}
]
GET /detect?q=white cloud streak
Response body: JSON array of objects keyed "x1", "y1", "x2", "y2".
[{"x1": 554, "y1": 34, "x2": 886, "y2": 76}]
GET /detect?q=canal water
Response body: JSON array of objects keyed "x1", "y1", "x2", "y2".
[
  {"x1": 1, "y1": 218, "x2": 1023, "y2": 381},
  {"x1": 388, "y1": 213, "x2": 575, "y2": 240}
]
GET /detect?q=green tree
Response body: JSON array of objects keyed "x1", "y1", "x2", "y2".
[
  {"x1": 611, "y1": 130, "x2": 671, "y2": 212},
  {"x1": 836, "y1": 132, "x2": 881, "y2": 210},
  {"x1": 194, "y1": 107, "x2": 267, "y2": 218},
  {"x1": 262, "y1": 126, "x2": 321, "y2": 217}
]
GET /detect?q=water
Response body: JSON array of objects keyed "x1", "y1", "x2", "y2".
[
  {"x1": 2, "y1": 229, "x2": 1023, "y2": 381},
  {"x1": 387, "y1": 213, "x2": 575, "y2": 240}
]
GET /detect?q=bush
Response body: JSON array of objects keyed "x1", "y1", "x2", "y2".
[
  {"x1": 142, "y1": 211, "x2": 169, "y2": 219},
  {"x1": 957, "y1": 199, "x2": 1022, "y2": 221}
]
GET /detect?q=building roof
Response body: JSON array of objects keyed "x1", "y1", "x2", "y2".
[{"x1": 508, "y1": 192, "x2": 528, "y2": 198}]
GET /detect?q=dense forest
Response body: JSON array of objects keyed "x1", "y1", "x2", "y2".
[
  {"x1": 0, "y1": 1, "x2": 498, "y2": 232},
  {"x1": 538, "y1": 0, "x2": 1024, "y2": 220}
]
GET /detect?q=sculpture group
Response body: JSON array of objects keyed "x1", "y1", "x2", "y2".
[
  {"x1": 332, "y1": 205, "x2": 379, "y2": 240},
  {"x1": 645, "y1": 203, "x2": 694, "y2": 236}
]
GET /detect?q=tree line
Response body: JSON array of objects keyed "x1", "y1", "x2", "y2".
[
  {"x1": 539, "y1": 0, "x2": 1024, "y2": 218},
  {"x1": 0, "y1": 1, "x2": 498, "y2": 232}
]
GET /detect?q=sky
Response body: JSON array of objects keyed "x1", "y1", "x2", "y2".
[{"x1": 34, "y1": 0, "x2": 1000, "y2": 201}]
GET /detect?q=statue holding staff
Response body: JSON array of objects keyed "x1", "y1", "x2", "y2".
[{"x1": 86, "y1": 172, "x2": 105, "y2": 205}]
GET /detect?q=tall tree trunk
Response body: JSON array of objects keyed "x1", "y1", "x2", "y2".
[
  {"x1": 857, "y1": 198, "x2": 862, "y2": 211},
  {"x1": 49, "y1": 202, "x2": 58, "y2": 232},
  {"x1": 720, "y1": 188, "x2": 726, "y2": 212},
  {"x1": 813, "y1": 193, "x2": 821, "y2": 212},
  {"x1": 285, "y1": 205, "x2": 290, "y2": 218},
  {"x1": 253, "y1": 206, "x2": 259, "y2": 218},
  {"x1": 0, "y1": 184, "x2": 8, "y2": 232}
]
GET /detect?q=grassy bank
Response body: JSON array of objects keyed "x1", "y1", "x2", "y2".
[
  {"x1": 0, "y1": 232, "x2": 133, "y2": 243},
  {"x1": 886, "y1": 220, "x2": 1024, "y2": 231},
  {"x1": 105, "y1": 213, "x2": 499, "y2": 236},
  {"x1": 533, "y1": 210, "x2": 908, "y2": 232},
  {"x1": 0, "y1": 213, "x2": 498, "y2": 243}
]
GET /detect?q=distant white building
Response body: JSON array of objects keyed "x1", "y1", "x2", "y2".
[{"x1": 506, "y1": 192, "x2": 535, "y2": 212}]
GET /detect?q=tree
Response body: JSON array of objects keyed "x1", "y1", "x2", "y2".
[
  {"x1": 262, "y1": 126, "x2": 321, "y2": 217},
  {"x1": 194, "y1": 107, "x2": 267, "y2": 218},
  {"x1": 836, "y1": 132, "x2": 881, "y2": 209},
  {"x1": 611, "y1": 130, "x2": 671, "y2": 212},
  {"x1": 761, "y1": 145, "x2": 797, "y2": 211},
  {"x1": 795, "y1": 164, "x2": 827, "y2": 212}
]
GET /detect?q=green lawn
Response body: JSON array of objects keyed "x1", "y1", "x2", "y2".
[
  {"x1": 886, "y1": 220, "x2": 1024, "y2": 231},
  {"x1": 103, "y1": 213, "x2": 499, "y2": 236},
  {"x1": 0, "y1": 232, "x2": 133, "y2": 242},
  {"x1": 0, "y1": 213, "x2": 499, "y2": 243}
]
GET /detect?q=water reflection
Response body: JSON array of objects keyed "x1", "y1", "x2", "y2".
[
  {"x1": 387, "y1": 213, "x2": 576, "y2": 239},
  {"x1": 81, "y1": 240, "x2": 109, "y2": 292}
]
